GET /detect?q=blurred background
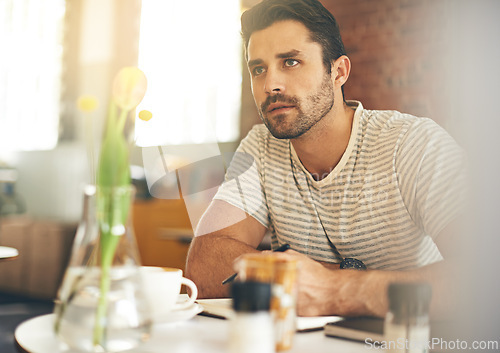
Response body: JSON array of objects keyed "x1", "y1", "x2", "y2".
[{"x1": 0, "y1": 0, "x2": 499, "y2": 351}]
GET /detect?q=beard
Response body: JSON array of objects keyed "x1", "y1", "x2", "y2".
[{"x1": 258, "y1": 73, "x2": 335, "y2": 140}]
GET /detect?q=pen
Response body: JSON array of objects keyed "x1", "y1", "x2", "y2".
[{"x1": 221, "y1": 243, "x2": 291, "y2": 285}]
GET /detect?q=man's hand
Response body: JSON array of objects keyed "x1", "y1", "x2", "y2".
[
  {"x1": 274, "y1": 250, "x2": 375, "y2": 317},
  {"x1": 276, "y1": 250, "x2": 335, "y2": 316},
  {"x1": 272, "y1": 248, "x2": 456, "y2": 319}
]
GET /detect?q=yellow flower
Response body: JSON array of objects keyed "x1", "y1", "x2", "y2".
[
  {"x1": 77, "y1": 95, "x2": 98, "y2": 112},
  {"x1": 138, "y1": 110, "x2": 153, "y2": 121},
  {"x1": 112, "y1": 67, "x2": 147, "y2": 111}
]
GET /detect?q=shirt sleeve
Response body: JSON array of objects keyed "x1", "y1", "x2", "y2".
[
  {"x1": 395, "y1": 117, "x2": 468, "y2": 239},
  {"x1": 213, "y1": 125, "x2": 270, "y2": 228}
]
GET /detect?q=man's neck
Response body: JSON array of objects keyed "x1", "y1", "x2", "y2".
[{"x1": 291, "y1": 102, "x2": 355, "y2": 181}]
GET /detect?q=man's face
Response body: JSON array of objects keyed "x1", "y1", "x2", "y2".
[{"x1": 247, "y1": 20, "x2": 335, "y2": 140}]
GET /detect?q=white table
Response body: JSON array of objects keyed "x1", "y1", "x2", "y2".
[
  {"x1": 15, "y1": 313, "x2": 365, "y2": 353},
  {"x1": 0, "y1": 245, "x2": 18, "y2": 260}
]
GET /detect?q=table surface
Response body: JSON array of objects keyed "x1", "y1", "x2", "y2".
[
  {"x1": 15, "y1": 313, "x2": 365, "y2": 353},
  {"x1": 0, "y1": 246, "x2": 18, "y2": 260}
]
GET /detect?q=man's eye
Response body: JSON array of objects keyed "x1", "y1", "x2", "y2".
[
  {"x1": 252, "y1": 66, "x2": 265, "y2": 76},
  {"x1": 284, "y1": 59, "x2": 299, "y2": 67}
]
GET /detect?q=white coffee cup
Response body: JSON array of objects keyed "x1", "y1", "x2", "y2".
[{"x1": 140, "y1": 266, "x2": 198, "y2": 321}]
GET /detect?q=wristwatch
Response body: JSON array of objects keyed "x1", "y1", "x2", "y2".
[{"x1": 339, "y1": 257, "x2": 366, "y2": 270}]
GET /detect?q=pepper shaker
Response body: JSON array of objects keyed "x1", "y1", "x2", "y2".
[{"x1": 230, "y1": 281, "x2": 275, "y2": 353}]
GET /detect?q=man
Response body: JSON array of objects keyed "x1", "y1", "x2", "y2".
[{"x1": 185, "y1": 0, "x2": 466, "y2": 318}]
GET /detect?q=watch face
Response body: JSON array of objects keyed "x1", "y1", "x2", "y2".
[{"x1": 340, "y1": 258, "x2": 367, "y2": 270}]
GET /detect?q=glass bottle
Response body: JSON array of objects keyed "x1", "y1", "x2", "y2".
[
  {"x1": 54, "y1": 185, "x2": 152, "y2": 352},
  {"x1": 384, "y1": 282, "x2": 432, "y2": 353}
]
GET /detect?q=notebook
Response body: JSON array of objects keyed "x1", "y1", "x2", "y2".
[
  {"x1": 196, "y1": 298, "x2": 342, "y2": 331},
  {"x1": 324, "y1": 317, "x2": 385, "y2": 342}
]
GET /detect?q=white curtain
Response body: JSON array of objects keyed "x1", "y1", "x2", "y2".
[
  {"x1": 0, "y1": 0, "x2": 66, "y2": 151},
  {"x1": 135, "y1": 0, "x2": 242, "y2": 146}
]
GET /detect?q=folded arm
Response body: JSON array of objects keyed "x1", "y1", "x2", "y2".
[
  {"x1": 276, "y1": 250, "x2": 454, "y2": 318},
  {"x1": 279, "y1": 219, "x2": 460, "y2": 318},
  {"x1": 186, "y1": 200, "x2": 460, "y2": 318}
]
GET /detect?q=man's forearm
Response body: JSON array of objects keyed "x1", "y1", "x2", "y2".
[{"x1": 185, "y1": 234, "x2": 259, "y2": 298}]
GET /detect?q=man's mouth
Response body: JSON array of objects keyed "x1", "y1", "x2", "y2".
[
  {"x1": 261, "y1": 94, "x2": 299, "y2": 116},
  {"x1": 267, "y1": 103, "x2": 295, "y2": 114}
]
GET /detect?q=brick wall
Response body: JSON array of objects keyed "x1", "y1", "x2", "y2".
[
  {"x1": 325, "y1": 0, "x2": 454, "y2": 126},
  {"x1": 240, "y1": 0, "x2": 456, "y2": 137}
]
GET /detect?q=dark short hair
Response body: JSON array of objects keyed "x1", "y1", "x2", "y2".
[{"x1": 241, "y1": 0, "x2": 346, "y2": 74}]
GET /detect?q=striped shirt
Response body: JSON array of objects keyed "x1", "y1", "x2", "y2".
[{"x1": 214, "y1": 101, "x2": 466, "y2": 270}]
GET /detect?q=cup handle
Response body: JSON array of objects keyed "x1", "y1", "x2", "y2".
[{"x1": 173, "y1": 277, "x2": 198, "y2": 311}]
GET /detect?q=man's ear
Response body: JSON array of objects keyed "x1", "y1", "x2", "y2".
[{"x1": 332, "y1": 55, "x2": 351, "y2": 88}]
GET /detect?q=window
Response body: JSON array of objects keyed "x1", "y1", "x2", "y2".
[
  {"x1": 135, "y1": 0, "x2": 242, "y2": 146},
  {"x1": 0, "y1": 0, "x2": 66, "y2": 151}
]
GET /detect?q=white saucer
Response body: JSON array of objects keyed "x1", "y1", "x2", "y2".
[
  {"x1": 153, "y1": 303, "x2": 203, "y2": 324},
  {"x1": 0, "y1": 246, "x2": 18, "y2": 259},
  {"x1": 15, "y1": 304, "x2": 204, "y2": 353}
]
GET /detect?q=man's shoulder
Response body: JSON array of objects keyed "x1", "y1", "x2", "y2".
[
  {"x1": 361, "y1": 108, "x2": 418, "y2": 129},
  {"x1": 358, "y1": 107, "x2": 460, "y2": 161},
  {"x1": 359, "y1": 107, "x2": 441, "y2": 138}
]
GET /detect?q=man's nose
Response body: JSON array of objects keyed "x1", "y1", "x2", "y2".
[{"x1": 264, "y1": 68, "x2": 285, "y2": 94}]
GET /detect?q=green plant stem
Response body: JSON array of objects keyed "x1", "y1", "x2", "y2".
[
  {"x1": 92, "y1": 101, "x2": 133, "y2": 348},
  {"x1": 92, "y1": 230, "x2": 122, "y2": 348},
  {"x1": 93, "y1": 263, "x2": 110, "y2": 347},
  {"x1": 116, "y1": 108, "x2": 129, "y2": 135},
  {"x1": 93, "y1": 186, "x2": 130, "y2": 349}
]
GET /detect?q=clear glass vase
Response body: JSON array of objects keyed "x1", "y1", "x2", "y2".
[{"x1": 54, "y1": 185, "x2": 152, "y2": 352}]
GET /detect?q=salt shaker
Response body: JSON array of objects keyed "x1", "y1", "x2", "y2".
[
  {"x1": 384, "y1": 282, "x2": 432, "y2": 353},
  {"x1": 230, "y1": 281, "x2": 275, "y2": 353}
]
